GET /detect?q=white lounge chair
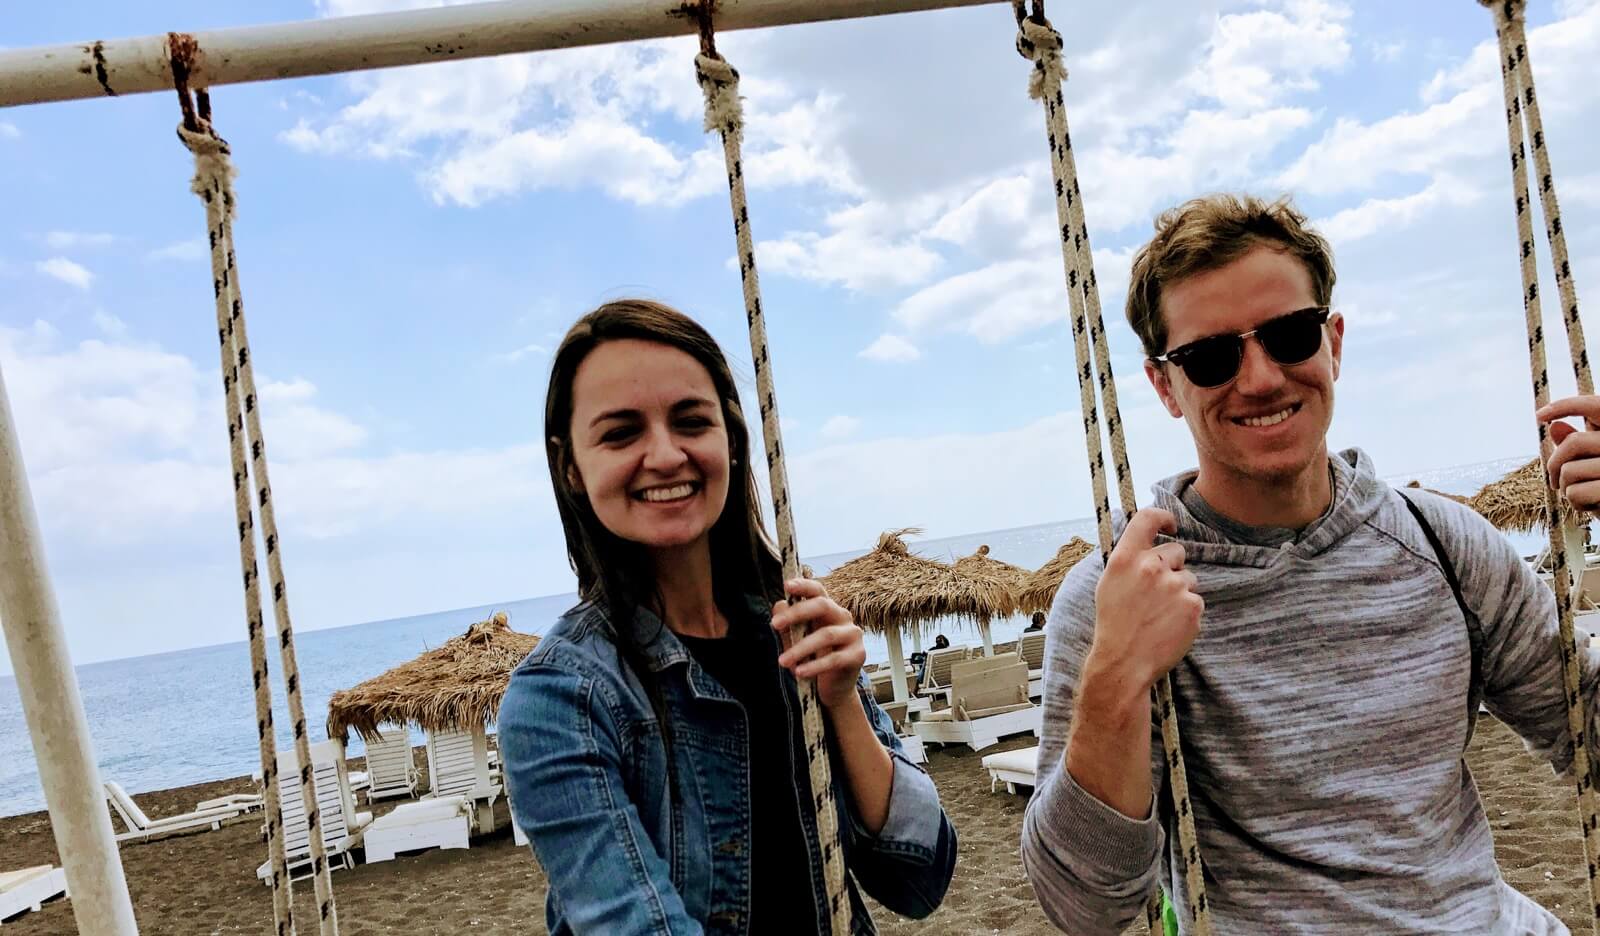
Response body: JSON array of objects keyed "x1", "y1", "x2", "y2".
[
  {"x1": 1016, "y1": 632, "x2": 1047, "y2": 698},
  {"x1": 363, "y1": 725, "x2": 422, "y2": 802},
  {"x1": 914, "y1": 658, "x2": 1041, "y2": 751},
  {"x1": 105, "y1": 781, "x2": 257, "y2": 843},
  {"x1": 255, "y1": 739, "x2": 373, "y2": 885},
  {"x1": 425, "y1": 726, "x2": 502, "y2": 834},
  {"x1": 982, "y1": 745, "x2": 1039, "y2": 794},
  {"x1": 362, "y1": 795, "x2": 471, "y2": 863},
  {"x1": 878, "y1": 701, "x2": 927, "y2": 765},
  {"x1": 0, "y1": 866, "x2": 68, "y2": 924},
  {"x1": 916, "y1": 646, "x2": 971, "y2": 704}
]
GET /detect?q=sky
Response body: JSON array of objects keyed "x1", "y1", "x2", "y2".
[{"x1": 1, "y1": 0, "x2": 1598, "y2": 671}]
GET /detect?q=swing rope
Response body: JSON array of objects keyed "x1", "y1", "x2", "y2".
[
  {"x1": 172, "y1": 42, "x2": 338, "y2": 936},
  {"x1": 1479, "y1": 2, "x2": 1599, "y2": 930},
  {"x1": 1013, "y1": 4, "x2": 1214, "y2": 932},
  {"x1": 693, "y1": 12, "x2": 851, "y2": 935}
]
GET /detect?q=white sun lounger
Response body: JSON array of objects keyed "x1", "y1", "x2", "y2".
[
  {"x1": 914, "y1": 658, "x2": 1041, "y2": 752},
  {"x1": 255, "y1": 739, "x2": 373, "y2": 884},
  {"x1": 105, "y1": 781, "x2": 257, "y2": 843},
  {"x1": 982, "y1": 745, "x2": 1040, "y2": 794},
  {"x1": 362, "y1": 795, "x2": 471, "y2": 863},
  {"x1": 0, "y1": 866, "x2": 69, "y2": 925},
  {"x1": 426, "y1": 726, "x2": 502, "y2": 834},
  {"x1": 363, "y1": 725, "x2": 421, "y2": 802}
]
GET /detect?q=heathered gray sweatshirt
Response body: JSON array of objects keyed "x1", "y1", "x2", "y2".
[{"x1": 1021, "y1": 448, "x2": 1600, "y2": 935}]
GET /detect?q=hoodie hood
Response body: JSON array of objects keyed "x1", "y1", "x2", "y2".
[{"x1": 1132, "y1": 447, "x2": 1388, "y2": 574}]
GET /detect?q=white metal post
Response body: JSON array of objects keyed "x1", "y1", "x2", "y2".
[
  {"x1": 883, "y1": 627, "x2": 910, "y2": 705},
  {"x1": 0, "y1": 0, "x2": 1006, "y2": 109},
  {"x1": 0, "y1": 363, "x2": 139, "y2": 935}
]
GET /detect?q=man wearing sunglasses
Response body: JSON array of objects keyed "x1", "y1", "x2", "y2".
[{"x1": 1022, "y1": 193, "x2": 1594, "y2": 935}]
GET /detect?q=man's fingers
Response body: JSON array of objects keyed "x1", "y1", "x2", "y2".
[
  {"x1": 1118, "y1": 508, "x2": 1178, "y2": 554},
  {"x1": 1153, "y1": 542, "x2": 1187, "y2": 571},
  {"x1": 1538, "y1": 395, "x2": 1600, "y2": 428},
  {"x1": 1547, "y1": 426, "x2": 1600, "y2": 486}
]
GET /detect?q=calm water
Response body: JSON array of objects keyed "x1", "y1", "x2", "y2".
[{"x1": 0, "y1": 457, "x2": 1545, "y2": 817}]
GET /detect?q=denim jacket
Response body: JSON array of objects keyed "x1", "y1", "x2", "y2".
[{"x1": 497, "y1": 598, "x2": 958, "y2": 935}]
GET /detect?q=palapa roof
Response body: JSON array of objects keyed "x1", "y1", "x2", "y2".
[
  {"x1": 819, "y1": 529, "x2": 1015, "y2": 635},
  {"x1": 1403, "y1": 479, "x2": 1470, "y2": 505},
  {"x1": 951, "y1": 545, "x2": 1026, "y2": 620},
  {"x1": 1466, "y1": 457, "x2": 1585, "y2": 533},
  {"x1": 1016, "y1": 537, "x2": 1097, "y2": 613},
  {"x1": 326, "y1": 611, "x2": 539, "y2": 741}
]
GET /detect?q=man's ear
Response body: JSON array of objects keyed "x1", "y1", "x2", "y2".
[
  {"x1": 1327, "y1": 311, "x2": 1345, "y2": 381},
  {"x1": 1145, "y1": 359, "x2": 1184, "y2": 419}
]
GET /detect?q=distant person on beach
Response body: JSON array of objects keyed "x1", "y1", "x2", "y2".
[
  {"x1": 916, "y1": 634, "x2": 951, "y2": 685},
  {"x1": 498, "y1": 300, "x2": 956, "y2": 934},
  {"x1": 1023, "y1": 193, "x2": 1600, "y2": 934},
  {"x1": 1024, "y1": 612, "x2": 1046, "y2": 633}
]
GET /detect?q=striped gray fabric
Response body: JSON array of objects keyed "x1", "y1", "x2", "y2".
[{"x1": 1022, "y1": 448, "x2": 1597, "y2": 934}]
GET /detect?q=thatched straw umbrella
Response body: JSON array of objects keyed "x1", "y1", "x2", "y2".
[
  {"x1": 952, "y1": 545, "x2": 1027, "y2": 656},
  {"x1": 1016, "y1": 537, "x2": 1097, "y2": 614},
  {"x1": 327, "y1": 611, "x2": 538, "y2": 823},
  {"x1": 1466, "y1": 458, "x2": 1585, "y2": 533},
  {"x1": 820, "y1": 530, "x2": 1014, "y2": 704},
  {"x1": 1404, "y1": 480, "x2": 1470, "y2": 506}
]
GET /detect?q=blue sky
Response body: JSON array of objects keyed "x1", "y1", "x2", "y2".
[{"x1": 2, "y1": 0, "x2": 1598, "y2": 669}]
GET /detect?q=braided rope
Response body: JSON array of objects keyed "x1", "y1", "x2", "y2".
[
  {"x1": 1480, "y1": 2, "x2": 1600, "y2": 929},
  {"x1": 179, "y1": 114, "x2": 338, "y2": 936},
  {"x1": 695, "y1": 47, "x2": 851, "y2": 936},
  {"x1": 1016, "y1": 12, "x2": 1214, "y2": 934}
]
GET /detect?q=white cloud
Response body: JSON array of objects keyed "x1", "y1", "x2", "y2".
[
  {"x1": 91, "y1": 311, "x2": 128, "y2": 337},
  {"x1": 859, "y1": 335, "x2": 921, "y2": 363},
  {"x1": 1191, "y1": 0, "x2": 1352, "y2": 112},
  {"x1": 495, "y1": 343, "x2": 549, "y2": 364},
  {"x1": 819, "y1": 415, "x2": 861, "y2": 441},
  {"x1": 147, "y1": 239, "x2": 208, "y2": 262},
  {"x1": 1317, "y1": 175, "x2": 1484, "y2": 246},
  {"x1": 754, "y1": 228, "x2": 942, "y2": 292},
  {"x1": 42, "y1": 231, "x2": 115, "y2": 249},
  {"x1": 36, "y1": 257, "x2": 94, "y2": 290},
  {"x1": 0, "y1": 122, "x2": 18, "y2": 140},
  {"x1": 1370, "y1": 40, "x2": 1406, "y2": 64}
]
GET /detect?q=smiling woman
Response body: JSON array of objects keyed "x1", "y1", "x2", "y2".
[{"x1": 495, "y1": 299, "x2": 957, "y2": 934}]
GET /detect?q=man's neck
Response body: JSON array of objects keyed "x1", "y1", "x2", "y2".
[
  {"x1": 650, "y1": 541, "x2": 726, "y2": 639},
  {"x1": 1192, "y1": 451, "x2": 1334, "y2": 530}
]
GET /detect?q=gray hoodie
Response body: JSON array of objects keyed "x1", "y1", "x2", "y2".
[{"x1": 1021, "y1": 448, "x2": 1597, "y2": 934}]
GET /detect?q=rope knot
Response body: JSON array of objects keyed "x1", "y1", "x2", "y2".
[
  {"x1": 695, "y1": 52, "x2": 744, "y2": 142},
  {"x1": 1016, "y1": 18, "x2": 1068, "y2": 100},
  {"x1": 177, "y1": 123, "x2": 237, "y2": 201}
]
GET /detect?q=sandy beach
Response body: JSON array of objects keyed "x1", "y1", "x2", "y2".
[{"x1": 2, "y1": 714, "x2": 1589, "y2": 935}]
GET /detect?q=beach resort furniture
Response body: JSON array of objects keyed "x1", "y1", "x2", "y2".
[
  {"x1": 104, "y1": 781, "x2": 258, "y2": 844},
  {"x1": 255, "y1": 739, "x2": 373, "y2": 884},
  {"x1": 0, "y1": 866, "x2": 68, "y2": 925},
  {"x1": 913, "y1": 658, "x2": 1040, "y2": 752},
  {"x1": 915, "y1": 645, "x2": 971, "y2": 704},
  {"x1": 982, "y1": 746, "x2": 1040, "y2": 795},
  {"x1": 425, "y1": 727, "x2": 502, "y2": 834},
  {"x1": 878, "y1": 702, "x2": 927, "y2": 765},
  {"x1": 194, "y1": 791, "x2": 263, "y2": 813},
  {"x1": 1017, "y1": 631, "x2": 1047, "y2": 698},
  {"x1": 361, "y1": 796, "x2": 472, "y2": 863},
  {"x1": 363, "y1": 725, "x2": 422, "y2": 802}
]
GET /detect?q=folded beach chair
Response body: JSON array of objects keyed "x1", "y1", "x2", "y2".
[
  {"x1": 255, "y1": 738, "x2": 373, "y2": 885},
  {"x1": 425, "y1": 726, "x2": 502, "y2": 834},
  {"x1": 982, "y1": 745, "x2": 1039, "y2": 794},
  {"x1": 0, "y1": 865, "x2": 68, "y2": 924},
  {"x1": 363, "y1": 724, "x2": 421, "y2": 802},
  {"x1": 104, "y1": 780, "x2": 257, "y2": 844},
  {"x1": 362, "y1": 795, "x2": 472, "y2": 863},
  {"x1": 913, "y1": 658, "x2": 1041, "y2": 751},
  {"x1": 915, "y1": 645, "x2": 971, "y2": 704},
  {"x1": 1016, "y1": 632, "x2": 1047, "y2": 698}
]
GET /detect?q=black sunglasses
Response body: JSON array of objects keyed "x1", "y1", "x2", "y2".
[{"x1": 1152, "y1": 306, "x2": 1332, "y2": 388}]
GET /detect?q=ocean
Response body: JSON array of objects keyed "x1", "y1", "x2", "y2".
[{"x1": 0, "y1": 456, "x2": 1546, "y2": 817}]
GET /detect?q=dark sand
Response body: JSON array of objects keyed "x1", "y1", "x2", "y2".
[{"x1": 2, "y1": 717, "x2": 1589, "y2": 934}]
